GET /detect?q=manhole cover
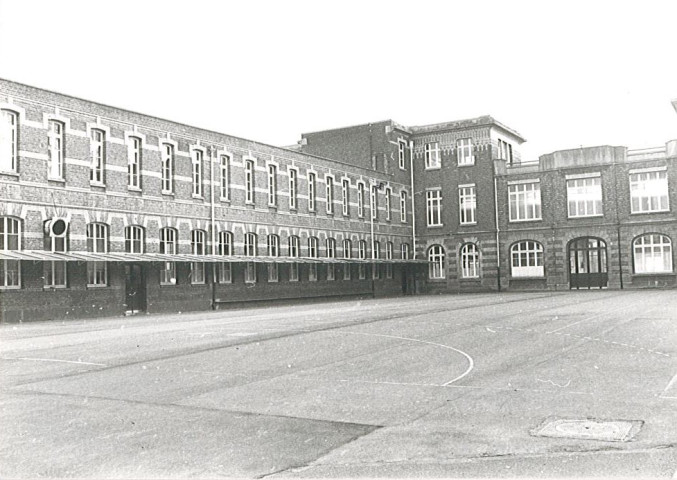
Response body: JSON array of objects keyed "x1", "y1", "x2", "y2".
[{"x1": 532, "y1": 418, "x2": 642, "y2": 442}]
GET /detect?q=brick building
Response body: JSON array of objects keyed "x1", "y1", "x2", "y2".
[{"x1": 1, "y1": 79, "x2": 676, "y2": 322}]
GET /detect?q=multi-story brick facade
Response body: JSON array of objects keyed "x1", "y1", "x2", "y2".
[{"x1": 1, "y1": 79, "x2": 675, "y2": 322}]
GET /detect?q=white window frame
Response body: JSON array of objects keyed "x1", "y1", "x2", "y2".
[
  {"x1": 398, "y1": 139, "x2": 406, "y2": 170},
  {"x1": 128, "y1": 136, "x2": 142, "y2": 190},
  {"x1": 460, "y1": 243, "x2": 480, "y2": 278},
  {"x1": 384, "y1": 187, "x2": 392, "y2": 221},
  {"x1": 508, "y1": 181, "x2": 542, "y2": 222},
  {"x1": 161, "y1": 142, "x2": 175, "y2": 194},
  {"x1": 0, "y1": 216, "x2": 21, "y2": 289},
  {"x1": 511, "y1": 241, "x2": 545, "y2": 277},
  {"x1": 289, "y1": 235, "x2": 299, "y2": 281},
  {"x1": 342, "y1": 178, "x2": 350, "y2": 216},
  {"x1": 217, "y1": 231, "x2": 233, "y2": 284},
  {"x1": 86, "y1": 223, "x2": 108, "y2": 287},
  {"x1": 44, "y1": 225, "x2": 67, "y2": 288},
  {"x1": 289, "y1": 168, "x2": 298, "y2": 210},
  {"x1": 191, "y1": 147, "x2": 203, "y2": 198},
  {"x1": 400, "y1": 191, "x2": 407, "y2": 223},
  {"x1": 424, "y1": 142, "x2": 440, "y2": 169},
  {"x1": 308, "y1": 237, "x2": 318, "y2": 281},
  {"x1": 245, "y1": 159, "x2": 255, "y2": 205},
  {"x1": 326, "y1": 238, "x2": 336, "y2": 281},
  {"x1": 90, "y1": 128, "x2": 105, "y2": 185},
  {"x1": 125, "y1": 225, "x2": 144, "y2": 254},
  {"x1": 0, "y1": 109, "x2": 18, "y2": 173},
  {"x1": 358, "y1": 240, "x2": 367, "y2": 279},
  {"x1": 268, "y1": 163, "x2": 277, "y2": 207},
  {"x1": 191, "y1": 230, "x2": 206, "y2": 284},
  {"x1": 385, "y1": 241, "x2": 393, "y2": 278},
  {"x1": 401, "y1": 243, "x2": 410, "y2": 260},
  {"x1": 219, "y1": 154, "x2": 230, "y2": 201},
  {"x1": 630, "y1": 169, "x2": 669, "y2": 214},
  {"x1": 567, "y1": 175, "x2": 603, "y2": 218},
  {"x1": 267, "y1": 234, "x2": 279, "y2": 282},
  {"x1": 459, "y1": 184, "x2": 477, "y2": 225},
  {"x1": 48, "y1": 120, "x2": 64, "y2": 180},
  {"x1": 428, "y1": 244, "x2": 445, "y2": 279},
  {"x1": 633, "y1": 234, "x2": 673, "y2": 273},
  {"x1": 244, "y1": 232, "x2": 257, "y2": 283},
  {"x1": 325, "y1": 175, "x2": 334, "y2": 214},
  {"x1": 457, "y1": 138, "x2": 474, "y2": 166},
  {"x1": 343, "y1": 239, "x2": 352, "y2": 280},
  {"x1": 426, "y1": 189, "x2": 442, "y2": 227},
  {"x1": 308, "y1": 171, "x2": 317, "y2": 212},
  {"x1": 160, "y1": 227, "x2": 177, "y2": 285},
  {"x1": 357, "y1": 182, "x2": 365, "y2": 218}
]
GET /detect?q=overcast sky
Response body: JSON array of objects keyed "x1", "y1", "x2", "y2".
[{"x1": 1, "y1": 0, "x2": 676, "y2": 161}]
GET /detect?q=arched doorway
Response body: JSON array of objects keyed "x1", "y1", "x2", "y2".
[{"x1": 568, "y1": 237, "x2": 608, "y2": 289}]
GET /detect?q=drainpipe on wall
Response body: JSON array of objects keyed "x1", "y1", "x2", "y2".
[
  {"x1": 409, "y1": 140, "x2": 417, "y2": 259},
  {"x1": 493, "y1": 174, "x2": 502, "y2": 292}
]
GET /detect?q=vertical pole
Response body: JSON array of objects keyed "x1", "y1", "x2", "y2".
[
  {"x1": 210, "y1": 145, "x2": 217, "y2": 310},
  {"x1": 493, "y1": 175, "x2": 502, "y2": 292}
]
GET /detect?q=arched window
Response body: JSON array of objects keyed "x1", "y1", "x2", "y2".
[
  {"x1": 428, "y1": 244, "x2": 445, "y2": 279},
  {"x1": 0, "y1": 216, "x2": 21, "y2": 288},
  {"x1": 289, "y1": 235, "x2": 300, "y2": 282},
  {"x1": 267, "y1": 234, "x2": 280, "y2": 282},
  {"x1": 125, "y1": 225, "x2": 144, "y2": 254},
  {"x1": 0, "y1": 109, "x2": 18, "y2": 173},
  {"x1": 308, "y1": 236, "x2": 319, "y2": 281},
  {"x1": 510, "y1": 241, "x2": 544, "y2": 277},
  {"x1": 160, "y1": 227, "x2": 178, "y2": 285},
  {"x1": 326, "y1": 238, "x2": 336, "y2": 281},
  {"x1": 86, "y1": 223, "x2": 108, "y2": 286},
  {"x1": 358, "y1": 240, "x2": 368, "y2": 279},
  {"x1": 191, "y1": 230, "x2": 206, "y2": 284},
  {"x1": 217, "y1": 231, "x2": 233, "y2": 283},
  {"x1": 244, "y1": 232, "x2": 257, "y2": 283},
  {"x1": 633, "y1": 234, "x2": 672, "y2": 273},
  {"x1": 460, "y1": 243, "x2": 480, "y2": 278}
]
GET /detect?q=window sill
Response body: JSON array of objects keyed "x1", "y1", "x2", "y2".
[
  {"x1": 0, "y1": 170, "x2": 19, "y2": 177},
  {"x1": 162, "y1": 190, "x2": 175, "y2": 196},
  {"x1": 509, "y1": 276, "x2": 546, "y2": 280},
  {"x1": 0, "y1": 286, "x2": 21, "y2": 290},
  {"x1": 87, "y1": 284, "x2": 108, "y2": 288},
  {"x1": 631, "y1": 272, "x2": 675, "y2": 277},
  {"x1": 191, "y1": 194, "x2": 204, "y2": 200},
  {"x1": 44, "y1": 285, "x2": 67, "y2": 290},
  {"x1": 191, "y1": 282, "x2": 206, "y2": 286},
  {"x1": 428, "y1": 277, "x2": 446, "y2": 282},
  {"x1": 425, "y1": 166, "x2": 441, "y2": 171},
  {"x1": 568, "y1": 214, "x2": 604, "y2": 219},
  {"x1": 459, "y1": 222, "x2": 477, "y2": 226},
  {"x1": 457, "y1": 162, "x2": 475, "y2": 167},
  {"x1": 219, "y1": 197, "x2": 230, "y2": 203},
  {"x1": 128, "y1": 186, "x2": 142, "y2": 192},
  {"x1": 48, "y1": 177, "x2": 66, "y2": 183},
  {"x1": 630, "y1": 209, "x2": 670, "y2": 215},
  {"x1": 508, "y1": 218, "x2": 543, "y2": 223},
  {"x1": 160, "y1": 282, "x2": 177, "y2": 287},
  {"x1": 427, "y1": 224, "x2": 444, "y2": 228},
  {"x1": 90, "y1": 181, "x2": 106, "y2": 188}
]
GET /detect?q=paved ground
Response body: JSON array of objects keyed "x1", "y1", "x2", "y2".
[{"x1": 1, "y1": 290, "x2": 676, "y2": 478}]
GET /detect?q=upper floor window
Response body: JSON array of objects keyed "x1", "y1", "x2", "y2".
[
  {"x1": 268, "y1": 164, "x2": 277, "y2": 206},
  {"x1": 325, "y1": 176, "x2": 334, "y2": 214},
  {"x1": 342, "y1": 239, "x2": 352, "y2": 259},
  {"x1": 511, "y1": 240, "x2": 544, "y2": 277},
  {"x1": 219, "y1": 154, "x2": 230, "y2": 200},
  {"x1": 370, "y1": 184, "x2": 378, "y2": 220},
  {"x1": 400, "y1": 191, "x2": 407, "y2": 223},
  {"x1": 384, "y1": 187, "x2": 392, "y2": 221},
  {"x1": 567, "y1": 175, "x2": 602, "y2": 217},
  {"x1": 497, "y1": 139, "x2": 513, "y2": 164},
  {"x1": 401, "y1": 243, "x2": 410, "y2": 260},
  {"x1": 86, "y1": 223, "x2": 108, "y2": 286},
  {"x1": 358, "y1": 240, "x2": 367, "y2": 260},
  {"x1": 459, "y1": 184, "x2": 476, "y2": 224},
  {"x1": 48, "y1": 120, "x2": 64, "y2": 180},
  {"x1": 633, "y1": 234, "x2": 672, "y2": 273},
  {"x1": 90, "y1": 129, "x2": 105, "y2": 184},
  {"x1": 426, "y1": 189, "x2": 442, "y2": 226},
  {"x1": 460, "y1": 243, "x2": 480, "y2": 278},
  {"x1": 0, "y1": 216, "x2": 21, "y2": 288},
  {"x1": 218, "y1": 231, "x2": 233, "y2": 256},
  {"x1": 244, "y1": 232, "x2": 257, "y2": 257},
  {"x1": 425, "y1": 142, "x2": 440, "y2": 169},
  {"x1": 191, "y1": 148, "x2": 203, "y2": 197},
  {"x1": 509, "y1": 181, "x2": 542, "y2": 222},
  {"x1": 357, "y1": 183, "x2": 365, "y2": 218},
  {"x1": 245, "y1": 159, "x2": 255, "y2": 204},
  {"x1": 342, "y1": 179, "x2": 350, "y2": 216},
  {"x1": 308, "y1": 172, "x2": 317, "y2": 211},
  {"x1": 457, "y1": 138, "x2": 474, "y2": 165},
  {"x1": 630, "y1": 169, "x2": 669, "y2": 214},
  {"x1": 289, "y1": 168, "x2": 298, "y2": 209},
  {"x1": 398, "y1": 139, "x2": 406, "y2": 170},
  {"x1": 128, "y1": 136, "x2": 142, "y2": 189},
  {"x1": 0, "y1": 109, "x2": 18, "y2": 173},
  {"x1": 161, "y1": 143, "x2": 174, "y2": 194},
  {"x1": 428, "y1": 245, "x2": 445, "y2": 279},
  {"x1": 124, "y1": 225, "x2": 144, "y2": 253}
]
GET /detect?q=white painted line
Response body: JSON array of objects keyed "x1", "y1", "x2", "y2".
[
  {"x1": 547, "y1": 302, "x2": 630, "y2": 334},
  {"x1": 338, "y1": 331, "x2": 474, "y2": 386},
  {"x1": 662, "y1": 373, "x2": 677, "y2": 395},
  {"x1": 2, "y1": 356, "x2": 107, "y2": 366}
]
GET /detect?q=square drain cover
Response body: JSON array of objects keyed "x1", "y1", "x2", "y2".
[{"x1": 532, "y1": 418, "x2": 642, "y2": 442}]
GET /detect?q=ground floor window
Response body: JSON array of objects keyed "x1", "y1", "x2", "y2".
[
  {"x1": 268, "y1": 263, "x2": 278, "y2": 282},
  {"x1": 460, "y1": 243, "x2": 480, "y2": 278},
  {"x1": 217, "y1": 262, "x2": 232, "y2": 283},
  {"x1": 372, "y1": 263, "x2": 380, "y2": 280},
  {"x1": 327, "y1": 264, "x2": 335, "y2": 280},
  {"x1": 245, "y1": 262, "x2": 257, "y2": 283},
  {"x1": 343, "y1": 264, "x2": 351, "y2": 280},
  {"x1": 633, "y1": 234, "x2": 672, "y2": 273},
  {"x1": 44, "y1": 261, "x2": 67, "y2": 288},
  {"x1": 290, "y1": 263, "x2": 299, "y2": 282},
  {"x1": 87, "y1": 261, "x2": 107, "y2": 286},
  {"x1": 428, "y1": 245, "x2": 445, "y2": 279},
  {"x1": 0, "y1": 260, "x2": 20, "y2": 288},
  {"x1": 191, "y1": 262, "x2": 206, "y2": 284},
  {"x1": 511, "y1": 241, "x2": 544, "y2": 277},
  {"x1": 309, "y1": 264, "x2": 317, "y2": 281},
  {"x1": 358, "y1": 264, "x2": 366, "y2": 279},
  {"x1": 161, "y1": 261, "x2": 177, "y2": 285}
]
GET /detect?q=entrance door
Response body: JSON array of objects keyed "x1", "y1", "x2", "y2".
[
  {"x1": 568, "y1": 237, "x2": 608, "y2": 289},
  {"x1": 124, "y1": 264, "x2": 147, "y2": 314}
]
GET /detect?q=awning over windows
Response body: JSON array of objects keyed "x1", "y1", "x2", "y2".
[{"x1": 0, "y1": 250, "x2": 427, "y2": 264}]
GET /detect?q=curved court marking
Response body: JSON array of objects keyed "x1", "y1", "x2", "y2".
[{"x1": 338, "y1": 331, "x2": 474, "y2": 386}]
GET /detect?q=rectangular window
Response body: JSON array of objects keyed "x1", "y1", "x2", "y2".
[
  {"x1": 342, "y1": 179, "x2": 350, "y2": 216},
  {"x1": 401, "y1": 243, "x2": 410, "y2": 259},
  {"x1": 630, "y1": 169, "x2": 669, "y2": 213},
  {"x1": 426, "y1": 190, "x2": 442, "y2": 226},
  {"x1": 245, "y1": 262, "x2": 257, "y2": 283},
  {"x1": 160, "y1": 228, "x2": 177, "y2": 285},
  {"x1": 508, "y1": 182, "x2": 542, "y2": 221},
  {"x1": 357, "y1": 183, "x2": 365, "y2": 218},
  {"x1": 268, "y1": 164, "x2": 277, "y2": 206},
  {"x1": 358, "y1": 241, "x2": 367, "y2": 279},
  {"x1": 385, "y1": 242, "x2": 393, "y2": 279},
  {"x1": 370, "y1": 185, "x2": 378, "y2": 220},
  {"x1": 44, "y1": 229, "x2": 66, "y2": 288},
  {"x1": 497, "y1": 139, "x2": 513, "y2": 164},
  {"x1": 400, "y1": 191, "x2": 407, "y2": 223},
  {"x1": 459, "y1": 185, "x2": 476, "y2": 224},
  {"x1": 267, "y1": 235, "x2": 279, "y2": 282},
  {"x1": 218, "y1": 231, "x2": 232, "y2": 284},
  {"x1": 191, "y1": 149, "x2": 203, "y2": 197},
  {"x1": 308, "y1": 237, "x2": 318, "y2": 281},
  {"x1": 128, "y1": 136, "x2": 142, "y2": 189},
  {"x1": 48, "y1": 120, "x2": 64, "y2": 179},
  {"x1": 161, "y1": 143, "x2": 174, "y2": 194},
  {"x1": 308, "y1": 172, "x2": 316, "y2": 211},
  {"x1": 86, "y1": 223, "x2": 107, "y2": 286},
  {"x1": 326, "y1": 176, "x2": 334, "y2": 214},
  {"x1": 1, "y1": 217, "x2": 21, "y2": 288},
  {"x1": 125, "y1": 226, "x2": 144, "y2": 253},
  {"x1": 245, "y1": 160, "x2": 255, "y2": 204},
  {"x1": 220, "y1": 154, "x2": 230, "y2": 200},
  {"x1": 567, "y1": 176, "x2": 603, "y2": 217},
  {"x1": 289, "y1": 236, "x2": 299, "y2": 282},
  {"x1": 245, "y1": 232, "x2": 257, "y2": 283},
  {"x1": 457, "y1": 138, "x2": 474, "y2": 165},
  {"x1": 90, "y1": 129, "x2": 105, "y2": 184},
  {"x1": 398, "y1": 139, "x2": 406, "y2": 170},
  {"x1": 372, "y1": 241, "x2": 380, "y2": 279},
  {"x1": 425, "y1": 142, "x2": 440, "y2": 169},
  {"x1": 0, "y1": 110, "x2": 18, "y2": 173},
  {"x1": 289, "y1": 168, "x2": 298, "y2": 209},
  {"x1": 326, "y1": 238, "x2": 336, "y2": 281},
  {"x1": 384, "y1": 188, "x2": 391, "y2": 221},
  {"x1": 191, "y1": 230, "x2": 206, "y2": 284}
]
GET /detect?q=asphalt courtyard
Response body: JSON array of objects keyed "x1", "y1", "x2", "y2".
[{"x1": 1, "y1": 290, "x2": 676, "y2": 478}]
